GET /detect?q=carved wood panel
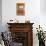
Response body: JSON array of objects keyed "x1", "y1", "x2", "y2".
[{"x1": 7, "y1": 23, "x2": 34, "y2": 46}]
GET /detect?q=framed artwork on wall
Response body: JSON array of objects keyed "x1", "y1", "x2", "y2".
[{"x1": 16, "y1": 3, "x2": 25, "y2": 15}]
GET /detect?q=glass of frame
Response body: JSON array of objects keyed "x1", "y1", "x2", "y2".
[{"x1": 16, "y1": 3, "x2": 25, "y2": 15}]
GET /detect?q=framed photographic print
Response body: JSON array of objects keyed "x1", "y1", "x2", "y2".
[{"x1": 16, "y1": 3, "x2": 25, "y2": 15}]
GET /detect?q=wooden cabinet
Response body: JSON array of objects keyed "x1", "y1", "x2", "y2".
[{"x1": 7, "y1": 23, "x2": 34, "y2": 46}]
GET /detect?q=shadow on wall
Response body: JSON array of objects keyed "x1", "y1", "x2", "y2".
[{"x1": 0, "y1": 0, "x2": 2, "y2": 32}]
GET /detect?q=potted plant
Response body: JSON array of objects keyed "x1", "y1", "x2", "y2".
[{"x1": 36, "y1": 25, "x2": 45, "y2": 46}]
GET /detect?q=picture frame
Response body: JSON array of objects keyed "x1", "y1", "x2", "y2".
[{"x1": 16, "y1": 3, "x2": 25, "y2": 15}]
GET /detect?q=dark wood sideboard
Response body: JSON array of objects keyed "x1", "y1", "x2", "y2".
[{"x1": 7, "y1": 23, "x2": 34, "y2": 46}]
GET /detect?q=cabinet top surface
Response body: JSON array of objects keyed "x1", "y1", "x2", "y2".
[{"x1": 7, "y1": 23, "x2": 34, "y2": 25}]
